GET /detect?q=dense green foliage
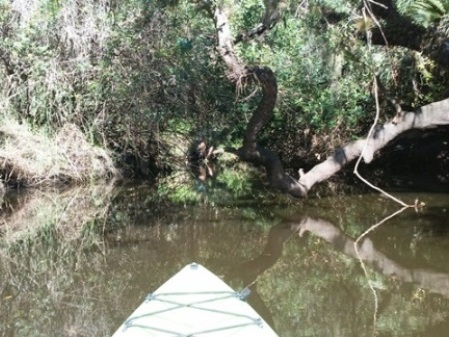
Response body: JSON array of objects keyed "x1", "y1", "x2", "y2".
[{"x1": 1, "y1": 0, "x2": 448, "y2": 199}]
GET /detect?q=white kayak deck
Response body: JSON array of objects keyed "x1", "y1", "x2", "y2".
[{"x1": 111, "y1": 262, "x2": 279, "y2": 337}]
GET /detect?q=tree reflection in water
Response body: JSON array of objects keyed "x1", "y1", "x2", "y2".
[{"x1": 225, "y1": 209, "x2": 449, "y2": 336}]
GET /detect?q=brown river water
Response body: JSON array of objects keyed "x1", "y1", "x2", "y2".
[{"x1": 1, "y1": 185, "x2": 448, "y2": 337}]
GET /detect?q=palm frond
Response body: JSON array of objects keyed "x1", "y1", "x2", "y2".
[
  {"x1": 437, "y1": 13, "x2": 449, "y2": 35},
  {"x1": 395, "y1": 0, "x2": 449, "y2": 26}
]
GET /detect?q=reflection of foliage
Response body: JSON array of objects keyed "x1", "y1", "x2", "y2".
[
  {"x1": 157, "y1": 172, "x2": 203, "y2": 204},
  {"x1": 258, "y1": 236, "x2": 449, "y2": 337},
  {"x1": 1, "y1": 187, "x2": 449, "y2": 336},
  {"x1": 0, "y1": 184, "x2": 120, "y2": 336},
  {"x1": 0, "y1": 184, "x2": 116, "y2": 243},
  {"x1": 157, "y1": 175, "x2": 196, "y2": 205},
  {"x1": 157, "y1": 159, "x2": 271, "y2": 205},
  {"x1": 1, "y1": 227, "x2": 115, "y2": 336}
]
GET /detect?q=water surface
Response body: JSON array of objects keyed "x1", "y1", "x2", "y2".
[{"x1": 1, "y1": 187, "x2": 448, "y2": 336}]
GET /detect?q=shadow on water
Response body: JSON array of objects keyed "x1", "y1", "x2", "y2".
[{"x1": 0, "y1": 185, "x2": 449, "y2": 336}]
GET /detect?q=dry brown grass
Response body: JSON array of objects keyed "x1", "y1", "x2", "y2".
[{"x1": 0, "y1": 120, "x2": 119, "y2": 186}]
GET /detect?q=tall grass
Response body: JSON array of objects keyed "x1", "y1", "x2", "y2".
[
  {"x1": 0, "y1": 0, "x2": 234, "y2": 181},
  {"x1": 1, "y1": 0, "x2": 113, "y2": 123},
  {"x1": 0, "y1": 0, "x2": 121, "y2": 184}
]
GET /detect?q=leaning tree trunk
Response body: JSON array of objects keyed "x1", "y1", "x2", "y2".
[{"x1": 213, "y1": 5, "x2": 307, "y2": 197}]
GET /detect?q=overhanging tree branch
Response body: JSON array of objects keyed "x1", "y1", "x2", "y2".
[
  {"x1": 235, "y1": 0, "x2": 289, "y2": 44},
  {"x1": 298, "y1": 98, "x2": 449, "y2": 194}
]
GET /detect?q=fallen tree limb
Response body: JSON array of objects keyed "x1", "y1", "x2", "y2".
[{"x1": 299, "y1": 98, "x2": 449, "y2": 195}]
